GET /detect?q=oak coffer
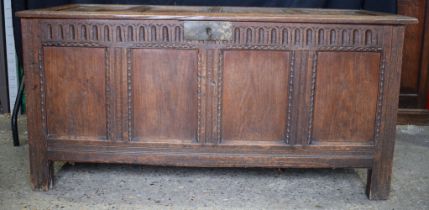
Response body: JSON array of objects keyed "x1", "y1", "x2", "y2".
[{"x1": 17, "y1": 4, "x2": 416, "y2": 200}]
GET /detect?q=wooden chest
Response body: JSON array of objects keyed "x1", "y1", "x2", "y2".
[{"x1": 17, "y1": 4, "x2": 416, "y2": 200}]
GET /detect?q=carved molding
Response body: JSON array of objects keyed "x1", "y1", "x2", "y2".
[
  {"x1": 42, "y1": 41, "x2": 105, "y2": 48},
  {"x1": 231, "y1": 24, "x2": 381, "y2": 48},
  {"x1": 197, "y1": 50, "x2": 203, "y2": 143},
  {"x1": 38, "y1": 48, "x2": 47, "y2": 135},
  {"x1": 216, "y1": 50, "x2": 224, "y2": 143},
  {"x1": 41, "y1": 41, "x2": 198, "y2": 50},
  {"x1": 42, "y1": 21, "x2": 184, "y2": 44},
  {"x1": 317, "y1": 46, "x2": 383, "y2": 52},
  {"x1": 374, "y1": 54, "x2": 386, "y2": 144},
  {"x1": 222, "y1": 45, "x2": 293, "y2": 50},
  {"x1": 105, "y1": 49, "x2": 113, "y2": 140},
  {"x1": 41, "y1": 21, "x2": 382, "y2": 49},
  {"x1": 308, "y1": 51, "x2": 319, "y2": 145},
  {"x1": 127, "y1": 48, "x2": 133, "y2": 141},
  {"x1": 285, "y1": 51, "x2": 296, "y2": 144}
]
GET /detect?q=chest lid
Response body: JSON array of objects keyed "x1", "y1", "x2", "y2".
[{"x1": 16, "y1": 4, "x2": 416, "y2": 25}]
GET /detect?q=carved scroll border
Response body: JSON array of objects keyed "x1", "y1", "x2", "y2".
[
  {"x1": 41, "y1": 20, "x2": 383, "y2": 49},
  {"x1": 38, "y1": 48, "x2": 47, "y2": 136},
  {"x1": 285, "y1": 51, "x2": 296, "y2": 144},
  {"x1": 127, "y1": 48, "x2": 133, "y2": 141},
  {"x1": 308, "y1": 46, "x2": 385, "y2": 145},
  {"x1": 105, "y1": 48, "x2": 113, "y2": 140},
  {"x1": 229, "y1": 25, "x2": 382, "y2": 49}
]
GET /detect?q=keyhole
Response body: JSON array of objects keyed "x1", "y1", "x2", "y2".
[{"x1": 206, "y1": 27, "x2": 213, "y2": 40}]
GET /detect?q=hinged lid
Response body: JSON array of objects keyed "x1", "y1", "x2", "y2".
[{"x1": 16, "y1": 4, "x2": 417, "y2": 25}]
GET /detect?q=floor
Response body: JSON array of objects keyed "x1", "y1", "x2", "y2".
[{"x1": 0, "y1": 114, "x2": 428, "y2": 210}]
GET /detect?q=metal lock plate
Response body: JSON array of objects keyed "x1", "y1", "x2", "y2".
[{"x1": 184, "y1": 21, "x2": 233, "y2": 41}]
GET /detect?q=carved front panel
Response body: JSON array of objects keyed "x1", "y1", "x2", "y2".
[
  {"x1": 130, "y1": 49, "x2": 199, "y2": 143},
  {"x1": 37, "y1": 19, "x2": 387, "y2": 146},
  {"x1": 312, "y1": 52, "x2": 382, "y2": 143},
  {"x1": 44, "y1": 47, "x2": 108, "y2": 140},
  {"x1": 220, "y1": 50, "x2": 291, "y2": 144}
]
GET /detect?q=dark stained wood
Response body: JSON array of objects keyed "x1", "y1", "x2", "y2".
[
  {"x1": 289, "y1": 50, "x2": 311, "y2": 145},
  {"x1": 222, "y1": 50, "x2": 290, "y2": 143},
  {"x1": 419, "y1": 0, "x2": 429, "y2": 109},
  {"x1": 398, "y1": 0, "x2": 429, "y2": 110},
  {"x1": 47, "y1": 149, "x2": 374, "y2": 169},
  {"x1": 21, "y1": 19, "x2": 54, "y2": 191},
  {"x1": 17, "y1": 4, "x2": 416, "y2": 199},
  {"x1": 44, "y1": 47, "x2": 107, "y2": 139},
  {"x1": 398, "y1": 0, "x2": 426, "y2": 94},
  {"x1": 109, "y1": 48, "x2": 127, "y2": 141},
  {"x1": 366, "y1": 26, "x2": 406, "y2": 200},
  {"x1": 397, "y1": 109, "x2": 429, "y2": 125},
  {"x1": 313, "y1": 52, "x2": 381, "y2": 143},
  {"x1": 131, "y1": 49, "x2": 198, "y2": 142}
]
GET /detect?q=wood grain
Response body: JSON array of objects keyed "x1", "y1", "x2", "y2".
[
  {"x1": 22, "y1": 19, "x2": 54, "y2": 191},
  {"x1": 367, "y1": 26, "x2": 406, "y2": 200},
  {"x1": 44, "y1": 47, "x2": 107, "y2": 139},
  {"x1": 221, "y1": 50, "x2": 290, "y2": 143},
  {"x1": 16, "y1": 4, "x2": 417, "y2": 25},
  {"x1": 313, "y1": 52, "x2": 381, "y2": 143},
  {"x1": 18, "y1": 4, "x2": 414, "y2": 199},
  {"x1": 131, "y1": 49, "x2": 198, "y2": 142}
]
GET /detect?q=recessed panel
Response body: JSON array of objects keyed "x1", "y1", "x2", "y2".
[
  {"x1": 44, "y1": 47, "x2": 107, "y2": 139},
  {"x1": 313, "y1": 52, "x2": 381, "y2": 142},
  {"x1": 132, "y1": 49, "x2": 198, "y2": 142},
  {"x1": 222, "y1": 50, "x2": 290, "y2": 142}
]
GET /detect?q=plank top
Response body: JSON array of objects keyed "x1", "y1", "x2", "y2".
[{"x1": 17, "y1": 4, "x2": 417, "y2": 25}]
